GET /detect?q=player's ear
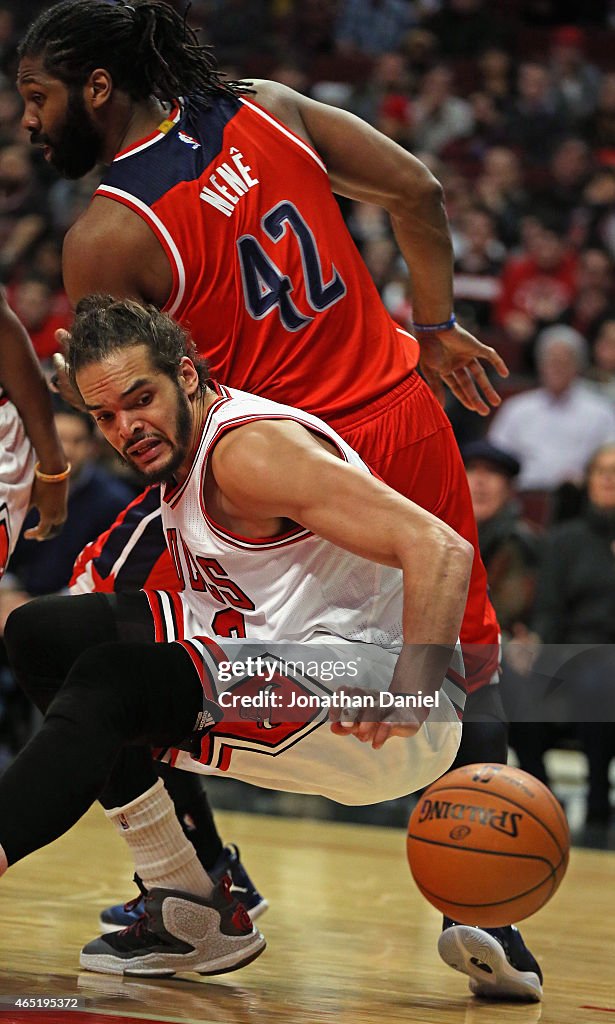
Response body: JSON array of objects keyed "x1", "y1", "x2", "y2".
[
  {"x1": 87, "y1": 68, "x2": 113, "y2": 110},
  {"x1": 178, "y1": 356, "x2": 200, "y2": 397}
]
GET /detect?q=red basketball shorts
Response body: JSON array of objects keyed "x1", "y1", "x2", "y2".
[{"x1": 332, "y1": 371, "x2": 501, "y2": 693}]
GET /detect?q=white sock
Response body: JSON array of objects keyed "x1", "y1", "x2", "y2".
[{"x1": 105, "y1": 778, "x2": 214, "y2": 898}]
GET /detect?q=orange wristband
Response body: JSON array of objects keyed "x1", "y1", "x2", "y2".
[{"x1": 34, "y1": 461, "x2": 71, "y2": 483}]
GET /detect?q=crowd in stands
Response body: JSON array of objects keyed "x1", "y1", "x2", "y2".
[{"x1": 1, "y1": 0, "x2": 615, "y2": 825}]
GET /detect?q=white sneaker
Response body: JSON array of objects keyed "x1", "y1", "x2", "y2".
[{"x1": 438, "y1": 923, "x2": 543, "y2": 1001}]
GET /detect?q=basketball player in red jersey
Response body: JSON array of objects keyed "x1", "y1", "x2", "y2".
[{"x1": 16, "y1": 0, "x2": 542, "y2": 1000}]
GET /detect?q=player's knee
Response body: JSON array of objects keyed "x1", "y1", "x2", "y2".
[
  {"x1": 4, "y1": 600, "x2": 39, "y2": 669},
  {"x1": 4, "y1": 599, "x2": 60, "y2": 711},
  {"x1": 59, "y1": 642, "x2": 146, "y2": 741}
]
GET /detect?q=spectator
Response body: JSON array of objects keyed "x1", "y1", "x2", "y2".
[
  {"x1": 0, "y1": 86, "x2": 21, "y2": 147},
  {"x1": 334, "y1": 0, "x2": 417, "y2": 58},
  {"x1": 574, "y1": 165, "x2": 615, "y2": 260},
  {"x1": 503, "y1": 61, "x2": 571, "y2": 168},
  {"x1": 27, "y1": 235, "x2": 65, "y2": 295},
  {"x1": 421, "y1": 0, "x2": 510, "y2": 60},
  {"x1": 375, "y1": 91, "x2": 414, "y2": 147},
  {"x1": 463, "y1": 440, "x2": 540, "y2": 633},
  {"x1": 565, "y1": 247, "x2": 615, "y2": 342},
  {"x1": 548, "y1": 25, "x2": 602, "y2": 126},
  {"x1": 530, "y1": 137, "x2": 594, "y2": 230},
  {"x1": 0, "y1": 8, "x2": 16, "y2": 78},
  {"x1": 453, "y1": 205, "x2": 505, "y2": 331},
  {"x1": 268, "y1": 58, "x2": 310, "y2": 95},
  {"x1": 411, "y1": 64, "x2": 474, "y2": 155},
  {"x1": 440, "y1": 91, "x2": 509, "y2": 175},
  {"x1": 521, "y1": 0, "x2": 610, "y2": 23},
  {"x1": 281, "y1": 0, "x2": 338, "y2": 59},
  {"x1": 0, "y1": 143, "x2": 48, "y2": 282},
  {"x1": 530, "y1": 442, "x2": 615, "y2": 824},
  {"x1": 475, "y1": 146, "x2": 530, "y2": 247},
  {"x1": 488, "y1": 324, "x2": 615, "y2": 490},
  {"x1": 476, "y1": 46, "x2": 515, "y2": 109},
  {"x1": 349, "y1": 50, "x2": 413, "y2": 129},
  {"x1": 361, "y1": 236, "x2": 398, "y2": 294},
  {"x1": 587, "y1": 316, "x2": 615, "y2": 401},
  {"x1": 494, "y1": 219, "x2": 579, "y2": 353},
  {"x1": 575, "y1": 245, "x2": 614, "y2": 300},
  {"x1": 7, "y1": 275, "x2": 70, "y2": 364},
  {"x1": 202, "y1": 0, "x2": 275, "y2": 66},
  {"x1": 581, "y1": 71, "x2": 615, "y2": 158},
  {"x1": 462, "y1": 440, "x2": 546, "y2": 796}
]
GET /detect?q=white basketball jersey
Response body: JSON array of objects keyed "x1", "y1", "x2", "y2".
[
  {"x1": 158, "y1": 383, "x2": 406, "y2": 649},
  {"x1": 0, "y1": 396, "x2": 35, "y2": 577},
  {"x1": 148, "y1": 384, "x2": 463, "y2": 804}
]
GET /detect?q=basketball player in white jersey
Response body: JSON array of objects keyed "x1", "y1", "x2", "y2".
[
  {"x1": 1, "y1": 296, "x2": 471, "y2": 976},
  {"x1": 0, "y1": 289, "x2": 69, "y2": 574}
]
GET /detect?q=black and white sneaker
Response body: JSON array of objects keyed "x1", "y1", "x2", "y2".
[
  {"x1": 438, "y1": 919, "x2": 543, "y2": 1001},
  {"x1": 81, "y1": 875, "x2": 266, "y2": 977},
  {"x1": 99, "y1": 844, "x2": 267, "y2": 932}
]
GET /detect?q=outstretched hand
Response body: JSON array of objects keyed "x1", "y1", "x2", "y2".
[
  {"x1": 418, "y1": 322, "x2": 509, "y2": 415},
  {"x1": 50, "y1": 330, "x2": 86, "y2": 411},
  {"x1": 329, "y1": 685, "x2": 425, "y2": 750}
]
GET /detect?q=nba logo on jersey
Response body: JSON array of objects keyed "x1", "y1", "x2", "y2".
[{"x1": 178, "y1": 131, "x2": 200, "y2": 150}]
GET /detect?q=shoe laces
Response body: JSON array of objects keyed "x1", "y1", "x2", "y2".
[
  {"x1": 119, "y1": 910, "x2": 153, "y2": 940},
  {"x1": 120, "y1": 875, "x2": 150, "y2": 933}
]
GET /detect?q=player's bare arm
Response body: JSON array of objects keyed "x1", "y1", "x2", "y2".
[
  {"x1": 210, "y1": 418, "x2": 472, "y2": 745},
  {"x1": 0, "y1": 290, "x2": 68, "y2": 540},
  {"x1": 63, "y1": 198, "x2": 172, "y2": 308},
  {"x1": 210, "y1": 417, "x2": 472, "y2": 638},
  {"x1": 252, "y1": 80, "x2": 508, "y2": 415},
  {"x1": 56, "y1": 200, "x2": 172, "y2": 408}
]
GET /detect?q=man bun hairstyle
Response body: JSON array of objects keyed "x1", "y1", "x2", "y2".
[
  {"x1": 19, "y1": 0, "x2": 250, "y2": 107},
  {"x1": 67, "y1": 294, "x2": 210, "y2": 390}
]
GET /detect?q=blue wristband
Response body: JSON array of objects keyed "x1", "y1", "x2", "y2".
[{"x1": 411, "y1": 313, "x2": 457, "y2": 333}]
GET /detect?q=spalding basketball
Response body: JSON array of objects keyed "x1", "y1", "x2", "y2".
[{"x1": 407, "y1": 763, "x2": 570, "y2": 927}]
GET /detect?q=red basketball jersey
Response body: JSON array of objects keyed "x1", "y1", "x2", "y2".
[{"x1": 96, "y1": 93, "x2": 419, "y2": 423}]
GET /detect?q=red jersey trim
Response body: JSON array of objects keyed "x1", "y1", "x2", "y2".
[
  {"x1": 113, "y1": 103, "x2": 181, "y2": 161},
  {"x1": 197, "y1": 411, "x2": 352, "y2": 551},
  {"x1": 177, "y1": 636, "x2": 228, "y2": 702},
  {"x1": 239, "y1": 98, "x2": 328, "y2": 175},
  {"x1": 94, "y1": 185, "x2": 186, "y2": 316},
  {"x1": 143, "y1": 588, "x2": 185, "y2": 642},
  {"x1": 396, "y1": 325, "x2": 418, "y2": 343}
]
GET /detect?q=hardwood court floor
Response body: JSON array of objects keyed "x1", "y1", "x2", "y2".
[{"x1": 0, "y1": 805, "x2": 613, "y2": 1024}]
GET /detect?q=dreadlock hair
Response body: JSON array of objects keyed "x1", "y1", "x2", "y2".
[
  {"x1": 67, "y1": 294, "x2": 210, "y2": 392},
  {"x1": 19, "y1": 0, "x2": 251, "y2": 107}
]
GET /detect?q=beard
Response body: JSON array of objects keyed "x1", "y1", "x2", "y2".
[
  {"x1": 32, "y1": 85, "x2": 102, "y2": 179},
  {"x1": 124, "y1": 385, "x2": 194, "y2": 485}
]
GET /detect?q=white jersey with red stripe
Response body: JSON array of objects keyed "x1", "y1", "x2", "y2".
[
  {"x1": 157, "y1": 383, "x2": 408, "y2": 648},
  {"x1": 0, "y1": 396, "x2": 35, "y2": 578},
  {"x1": 145, "y1": 385, "x2": 463, "y2": 805}
]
